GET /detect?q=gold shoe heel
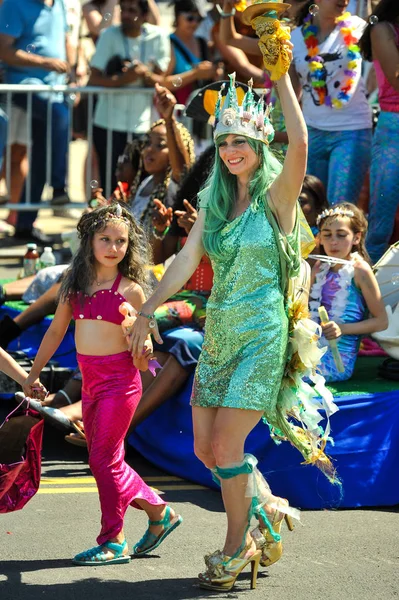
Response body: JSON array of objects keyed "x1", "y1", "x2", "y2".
[
  {"x1": 250, "y1": 551, "x2": 261, "y2": 590},
  {"x1": 284, "y1": 514, "x2": 294, "y2": 531}
]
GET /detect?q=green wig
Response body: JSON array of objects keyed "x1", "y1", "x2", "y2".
[{"x1": 202, "y1": 136, "x2": 283, "y2": 258}]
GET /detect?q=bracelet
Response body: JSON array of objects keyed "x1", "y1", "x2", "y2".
[
  {"x1": 137, "y1": 310, "x2": 157, "y2": 329},
  {"x1": 152, "y1": 226, "x2": 169, "y2": 240},
  {"x1": 216, "y1": 5, "x2": 236, "y2": 17}
]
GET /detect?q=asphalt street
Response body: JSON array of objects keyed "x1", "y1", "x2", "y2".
[{"x1": 0, "y1": 421, "x2": 398, "y2": 600}]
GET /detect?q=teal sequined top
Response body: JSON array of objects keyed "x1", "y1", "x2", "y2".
[{"x1": 191, "y1": 194, "x2": 299, "y2": 415}]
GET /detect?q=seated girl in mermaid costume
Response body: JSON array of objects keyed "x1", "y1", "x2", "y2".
[{"x1": 310, "y1": 203, "x2": 388, "y2": 382}]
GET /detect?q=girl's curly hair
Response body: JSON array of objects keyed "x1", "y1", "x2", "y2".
[
  {"x1": 59, "y1": 203, "x2": 152, "y2": 302},
  {"x1": 129, "y1": 118, "x2": 195, "y2": 225}
]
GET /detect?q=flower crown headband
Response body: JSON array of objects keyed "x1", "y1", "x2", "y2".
[{"x1": 316, "y1": 206, "x2": 355, "y2": 227}]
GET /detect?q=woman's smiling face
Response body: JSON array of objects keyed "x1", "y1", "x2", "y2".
[{"x1": 218, "y1": 134, "x2": 259, "y2": 179}]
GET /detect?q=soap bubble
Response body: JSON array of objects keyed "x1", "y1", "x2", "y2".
[
  {"x1": 369, "y1": 15, "x2": 379, "y2": 25},
  {"x1": 172, "y1": 76, "x2": 183, "y2": 88},
  {"x1": 103, "y1": 12, "x2": 112, "y2": 22},
  {"x1": 68, "y1": 93, "x2": 77, "y2": 102},
  {"x1": 90, "y1": 180, "x2": 99, "y2": 189},
  {"x1": 392, "y1": 273, "x2": 399, "y2": 286},
  {"x1": 309, "y1": 4, "x2": 319, "y2": 16},
  {"x1": 26, "y1": 44, "x2": 36, "y2": 53}
]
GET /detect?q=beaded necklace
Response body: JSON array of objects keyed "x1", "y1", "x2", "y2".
[{"x1": 302, "y1": 11, "x2": 361, "y2": 109}]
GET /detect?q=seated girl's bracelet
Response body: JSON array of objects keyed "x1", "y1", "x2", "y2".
[
  {"x1": 152, "y1": 226, "x2": 169, "y2": 240},
  {"x1": 216, "y1": 5, "x2": 236, "y2": 17},
  {"x1": 137, "y1": 310, "x2": 157, "y2": 328}
]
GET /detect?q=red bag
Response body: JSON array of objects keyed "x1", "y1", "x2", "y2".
[{"x1": 0, "y1": 402, "x2": 44, "y2": 513}]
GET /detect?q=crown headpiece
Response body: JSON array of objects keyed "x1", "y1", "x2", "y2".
[
  {"x1": 316, "y1": 207, "x2": 355, "y2": 226},
  {"x1": 214, "y1": 73, "x2": 274, "y2": 145},
  {"x1": 92, "y1": 203, "x2": 130, "y2": 229}
]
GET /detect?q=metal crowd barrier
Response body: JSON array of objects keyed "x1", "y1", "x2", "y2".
[{"x1": 0, "y1": 84, "x2": 194, "y2": 210}]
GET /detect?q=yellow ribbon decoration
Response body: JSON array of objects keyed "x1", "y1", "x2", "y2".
[{"x1": 251, "y1": 16, "x2": 291, "y2": 81}]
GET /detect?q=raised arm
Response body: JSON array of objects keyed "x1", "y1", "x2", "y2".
[
  {"x1": 218, "y1": 1, "x2": 260, "y2": 56},
  {"x1": 154, "y1": 84, "x2": 191, "y2": 182},
  {"x1": 269, "y1": 70, "x2": 308, "y2": 234},
  {"x1": 130, "y1": 209, "x2": 206, "y2": 356}
]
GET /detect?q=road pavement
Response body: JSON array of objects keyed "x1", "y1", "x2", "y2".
[{"x1": 0, "y1": 419, "x2": 398, "y2": 600}]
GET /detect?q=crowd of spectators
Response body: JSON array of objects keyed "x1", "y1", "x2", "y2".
[{"x1": 0, "y1": 0, "x2": 398, "y2": 443}]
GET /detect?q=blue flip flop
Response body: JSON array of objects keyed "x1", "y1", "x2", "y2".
[
  {"x1": 133, "y1": 506, "x2": 183, "y2": 556},
  {"x1": 72, "y1": 540, "x2": 131, "y2": 566}
]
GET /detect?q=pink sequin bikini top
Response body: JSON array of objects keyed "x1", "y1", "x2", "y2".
[{"x1": 69, "y1": 272, "x2": 126, "y2": 325}]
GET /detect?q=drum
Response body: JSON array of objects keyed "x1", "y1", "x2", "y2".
[{"x1": 373, "y1": 241, "x2": 399, "y2": 310}]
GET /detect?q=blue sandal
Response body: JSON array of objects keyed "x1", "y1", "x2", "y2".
[
  {"x1": 72, "y1": 540, "x2": 131, "y2": 566},
  {"x1": 133, "y1": 506, "x2": 182, "y2": 556}
]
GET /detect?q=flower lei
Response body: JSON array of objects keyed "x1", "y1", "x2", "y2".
[
  {"x1": 309, "y1": 257, "x2": 358, "y2": 324},
  {"x1": 302, "y1": 11, "x2": 361, "y2": 109}
]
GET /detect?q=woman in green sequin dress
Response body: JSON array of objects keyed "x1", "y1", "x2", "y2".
[{"x1": 130, "y1": 65, "x2": 307, "y2": 589}]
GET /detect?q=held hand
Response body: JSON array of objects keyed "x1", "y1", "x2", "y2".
[
  {"x1": 321, "y1": 320, "x2": 342, "y2": 340},
  {"x1": 120, "y1": 61, "x2": 147, "y2": 84},
  {"x1": 129, "y1": 315, "x2": 163, "y2": 358},
  {"x1": 89, "y1": 187, "x2": 108, "y2": 208},
  {"x1": 41, "y1": 57, "x2": 70, "y2": 74},
  {"x1": 174, "y1": 199, "x2": 198, "y2": 234},
  {"x1": 133, "y1": 346, "x2": 156, "y2": 372},
  {"x1": 154, "y1": 83, "x2": 176, "y2": 121},
  {"x1": 23, "y1": 376, "x2": 47, "y2": 401},
  {"x1": 152, "y1": 198, "x2": 173, "y2": 232}
]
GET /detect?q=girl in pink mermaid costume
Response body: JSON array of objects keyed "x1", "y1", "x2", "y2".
[
  {"x1": 310, "y1": 203, "x2": 388, "y2": 382},
  {"x1": 23, "y1": 204, "x2": 182, "y2": 566}
]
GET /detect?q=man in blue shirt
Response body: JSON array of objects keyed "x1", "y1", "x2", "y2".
[{"x1": 0, "y1": 0, "x2": 72, "y2": 242}]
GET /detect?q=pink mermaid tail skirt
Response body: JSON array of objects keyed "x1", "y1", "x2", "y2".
[{"x1": 78, "y1": 351, "x2": 165, "y2": 545}]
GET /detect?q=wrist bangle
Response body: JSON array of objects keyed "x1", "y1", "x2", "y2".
[
  {"x1": 137, "y1": 311, "x2": 157, "y2": 329},
  {"x1": 152, "y1": 226, "x2": 169, "y2": 240},
  {"x1": 216, "y1": 5, "x2": 236, "y2": 17}
]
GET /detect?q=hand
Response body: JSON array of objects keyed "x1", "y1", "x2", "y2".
[
  {"x1": 129, "y1": 313, "x2": 163, "y2": 358},
  {"x1": 174, "y1": 199, "x2": 198, "y2": 234},
  {"x1": 41, "y1": 57, "x2": 70, "y2": 74},
  {"x1": 23, "y1": 376, "x2": 48, "y2": 400},
  {"x1": 195, "y1": 61, "x2": 216, "y2": 80},
  {"x1": 120, "y1": 61, "x2": 147, "y2": 84},
  {"x1": 154, "y1": 82, "x2": 176, "y2": 121},
  {"x1": 152, "y1": 198, "x2": 173, "y2": 232},
  {"x1": 321, "y1": 320, "x2": 342, "y2": 340},
  {"x1": 89, "y1": 187, "x2": 108, "y2": 208},
  {"x1": 133, "y1": 345, "x2": 156, "y2": 372},
  {"x1": 112, "y1": 181, "x2": 128, "y2": 204}
]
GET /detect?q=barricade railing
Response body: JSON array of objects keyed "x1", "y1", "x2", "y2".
[{"x1": 0, "y1": 84, "x2": 194, "y2": 211}]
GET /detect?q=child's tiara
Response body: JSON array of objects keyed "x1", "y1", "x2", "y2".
[
  {"x1": 92, "y1": 204, "x2": 130, "y2": 228},
  {"x1": 316, "y1": 207, "x2": 355, "y2": 227}
]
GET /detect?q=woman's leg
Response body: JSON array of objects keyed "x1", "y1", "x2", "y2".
[
  {"x1": 328, "y1": 128, "x2": 372, "y2": 206},
  {"x1": 367, "y1": 112, "x2": 399, "y2": 263},
  {"x1": 192, "y1": 405, "x2": 218, "y2": 470},
  {"x1": 211, "y1": 408, "x2": 264, "y2": 557}
]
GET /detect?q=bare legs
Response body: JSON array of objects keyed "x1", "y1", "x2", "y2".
[{"x1": 192, "y1": 406, "x2": 264, "y2": 556}]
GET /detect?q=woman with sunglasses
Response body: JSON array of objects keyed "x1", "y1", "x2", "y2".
[{"x1": 163, "y1": 0, "x2": 218, "y2": 106}]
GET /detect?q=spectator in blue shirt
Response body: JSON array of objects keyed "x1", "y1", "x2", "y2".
[{"x1": 0, "y1": 0, "x2": 72, "y2": 242}]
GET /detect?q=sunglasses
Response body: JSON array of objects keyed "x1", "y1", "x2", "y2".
[{"x1": 180, "y1": 12, "x2": 202, "y2": 23}]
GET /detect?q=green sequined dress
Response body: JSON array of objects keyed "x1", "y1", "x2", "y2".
[{"x1": 191, "y1": 196, "x2": 298, "y2": 415}]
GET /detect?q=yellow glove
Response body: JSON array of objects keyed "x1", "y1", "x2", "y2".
[{"x1": 251, "y1": 16, "x2": 291, "y2": 81}]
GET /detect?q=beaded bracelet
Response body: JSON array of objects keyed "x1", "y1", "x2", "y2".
[
  {"x1": 137, "y1": 310, "x2": 157, "y2": 328},
  {"x1": 152, "y1": 226, "x2": 170, "y2": 240}
]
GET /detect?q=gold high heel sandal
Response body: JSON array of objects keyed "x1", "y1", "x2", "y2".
[
  {"x1": 198, "y1": 544, "x2": 262, "y2": 592},
  {"x1": 252, "y1": 499, "x2": 295, "y2": 568}
]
